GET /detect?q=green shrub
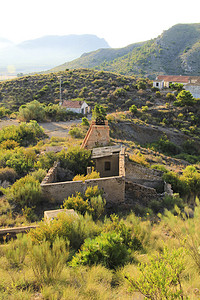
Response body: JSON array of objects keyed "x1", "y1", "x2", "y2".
[
  {"x1": 69, "y1": 127, "x2": 83, "y2": 138},
  {"x1": 162, "y1": 193, "x2": 184, "y2": 212},
  {"x1": 73, "y1": 169, "x2": 100, "y2": 182},
  {"x1": 30, "y1": 169, "x2": 47, "y2": 182},
  {"x1": 71, "y1": 231, "x2": 129, "y2": 269},
  {"x1": 81, "y1": 117, "x2": 89, "y2": 126},
  {"x1": 5, "y1": 234, "x2": 31, "y2": 268},
  {"x1": 126, "y1": 247, "x2": 185, "y2": 299},
  {"x1": 29, "y1": 213, "x2": 100, "y2": 250},
  {"x1": 2, "y1": 174, "x2": 42, "y2": 207},
  {"x1": 58, "y1": 147, "x2": 92, "y2": 175},
  {"x1": 104, "y1": 214, "x2": 142, "y2": 251},
  {"x1": 129, "y1": 104, "x2": 137, "y2": 114},
  {"x1": 0, "y1": 167, "x2": 18, "y2": 183},
  {"x1": 63, "y1": 192, "x2": 93, "y2": 215},
  {"x1": 141, "y1": 105, "x2": 148, "y2": 112},
  {"x1": 163, "y1": 171, "x2": 186, "y2": 196},
  {"x1": 63, "y1": 186, "x2": 106, "y2": 219},
  {"x1": 149, "y1": 134, "x2": 181, "y2": 156},
  {"x1": 0, "y1": 148, "x2": 37, "y2": 176},
  {"x1": 174, "y1": 90, "x2": 196, "y2": 106},
  {"x1": 151, "y1": 164, "x2": 168, "y2": 173},
  {"x1": 18, "y1": 100, "x2": 45, "y2": 122},
  {"x1": 0, "y1": 121, "x2": 45, "y2": 146},
  {"x1": 30, "y1": 237, "x2": 68, "y2": 284},
  {"x1": 35, "y1": 151, "x2": 57, "y2": 170},
  {"x1": 0, "y1": 140, "x2": 19, "y2": 150}
]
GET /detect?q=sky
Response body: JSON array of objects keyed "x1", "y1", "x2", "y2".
[{"x1": 0, "y1": 0, "x2": 200, "y2": 48}]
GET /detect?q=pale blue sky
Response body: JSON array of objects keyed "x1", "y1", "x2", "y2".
[{"x1": 1, "y1": 0, "x2": 200, "y2": 48}]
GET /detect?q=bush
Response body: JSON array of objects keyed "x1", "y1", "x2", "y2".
[
  {"x1": 0, "y1": 121, "x2": 45, "y2": 146},
  {"x1": 81, "y1": 117, "x2": 89, "y2": 126},
  {"x1": 151, "y1": 164, "x2": 168, "y2": 173},
  {"x1": 129, "y1": 104, "x2": 137, "y2": 114},
  {"x1": 35, "y1": 151, "x2": 57, "y2": 170},
  {"x1": 29, "y1": 213, "x2": 100, "y2": 250},
  {"x1": 5, "y1": 234, "x2": 31, "y2": 268},
  {"x1": 126, "y1": 247, "x2": 185, "y2": 299},
  {"x1": 0, "y1": 148, "x2": 37, "y2": 176},
  {"x1": 58, "y1": 147, "x2": 92, "y2": 176},
  {"x1": 0, "y1": 167, "x2": 18, "y2": 183},
  {"x1": 30, "y1": 237, "x2": 68, "y2": 284},
  {"x1": 2, "y1": 174, "x2": 42, "y2": 207},
  {"x1": 141, "y1": 105, "x2": 148, "y2": 112},
  {"x1": 63, "y1": 186, "x2": 106, "y2": 219},
  {"x1": 174, "y1": 90, "x2": 196, "y2": 106},
  {"x1": 69, "y1": 127, "x2": 83, "y2": 138},
  {"x1": 30, "y1": 169, "x2": 47, "y2": 182},
  {"x1": 129, "y1": 153, "x2": 149, "y2": 167},
  {"x1": 0, "y1": 140, "x2": 19, "y2": 150},
  {"x1": 18, "y1": 100, "x2": 45, "y2": 122},
  {"x1": 71, "y1": 231, "x2": 129, "y2": 269},
  {"x1": 73, "y1": 169, "x2": 100, "y2": 182},
  {"x1": 63, "y1": 193, "x2": 93, "y2": 215}
]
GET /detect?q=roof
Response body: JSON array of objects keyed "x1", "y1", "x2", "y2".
[
  {"x1": 92, "y1": 145, "x2": 123, "y2": 159},
  {"x1": 156, "y1": 75, "x2": 190, "y2": 83},
  {"x1": 62, "y1": 100, "x2": 85, "y2": 108}
]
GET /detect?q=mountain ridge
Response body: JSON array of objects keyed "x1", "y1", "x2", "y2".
[
  {"x1": 0, "y1": 34, "x2": 110, "y2": 74},
  {"x1": 49, "y1": 23, "x2": 200, "y2": 78}
]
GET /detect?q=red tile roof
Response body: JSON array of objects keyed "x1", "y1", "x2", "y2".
[
  {"x1": 156, "y1": 75, "x2": 190, "y2": 83},
  {"x1": 62, "y1": 100, "x2": 84, "y2": 108}
]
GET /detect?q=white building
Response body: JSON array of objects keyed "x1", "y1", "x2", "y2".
[{"x1": 61, "y1": 100, "x2": 90, "y2": 114}]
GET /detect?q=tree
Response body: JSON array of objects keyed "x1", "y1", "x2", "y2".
[
  {"x1": 174, "y1": 90, "x2": 195, "y2": 106},
  {"x1": 92, "y1": 104, "x2": 107, "y2": 125}
]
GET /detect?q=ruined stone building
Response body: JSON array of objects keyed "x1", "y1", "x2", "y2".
[{"x1": 41, "y1": 119, "x2": 172, "y2": 209}]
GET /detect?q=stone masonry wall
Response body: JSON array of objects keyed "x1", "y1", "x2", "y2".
[
  {"x1": 41, "y1": 176, "x2": 125, "y2": 205},
  {"x1": 119, "y1": 147, "x2": 125, "y2": 177},
  {"x1": 81, "y1": 120, "x2": 110, "y2": 149},
  {"x1": 41, "y1": 162, "x2": 59, "y2": 184},
  {"x1": 125, "y1": 180, "x2": 159, "y2": 206}
]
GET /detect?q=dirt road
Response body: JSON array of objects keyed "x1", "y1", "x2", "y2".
[{"x1": 0, "y1": 118, "x2": 83, "y2": 138}]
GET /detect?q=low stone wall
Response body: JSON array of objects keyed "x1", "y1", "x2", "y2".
[
  {"x1": 125, "y1": 180, "x2": 159, "y2": 206},
  {"x1": 126, "y1": 160, "x2": 163, "y2": 181},
  {"x1": 125, "y1": 160, "x2": 164, "y2": 191},
  {"x1": 41, "y1": 176, "x2": 125, "y2": 205}
]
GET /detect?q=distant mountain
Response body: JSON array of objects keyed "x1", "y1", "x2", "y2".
[
  {"x1": 49, "y1": 24, "x2": 200, "y2": 78},
  {"x1": 0, "y1": 35, "x2": 110, "y2": 74}
]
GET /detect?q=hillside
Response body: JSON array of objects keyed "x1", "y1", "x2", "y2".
[
  {"x1": 0, "y1": 69, "x2": 152, "y2": 111},
  {"x1": 0, "y1": 68, "x2": 199, "y2": 155},
  {"x1": 50, "y1": 24, "x2": 200, "y2": 78},
  {"x1": 0, "y1": 34, "x2": 110, "y2": 74}
]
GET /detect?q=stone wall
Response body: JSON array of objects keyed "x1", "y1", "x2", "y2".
[
  {"x1": 125, "y1": 159, "x2": 164, "y2": 191},
  {"x1": 81, "y1": 120, "x2": 110, "y2": 149},
  {"x1": 41, "y1": 162, "x2": 59, "y2": 184},
  {"x1": 41, "y1": 176, "x2": 125, "y2": 205},
  {"x1": 125, "y1": 180, "x2": 159, "y2": 206},
  {"x1": 95, "y1": 154, "x2": 119, "y2": 178},
  {"x1": 119, "y1": 147, "x2": 125, "y2": 177}
]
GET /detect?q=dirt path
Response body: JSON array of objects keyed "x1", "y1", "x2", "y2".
[{"x1": 0, "y1": 118, "x2": 84, "y2": 138}]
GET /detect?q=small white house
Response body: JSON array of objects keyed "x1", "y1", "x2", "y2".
[{"x1": 61, "y1": 100, "x2": 90, "y2": 115}]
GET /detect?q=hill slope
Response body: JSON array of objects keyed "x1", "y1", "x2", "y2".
[{"x1": 50, "y1": 24, "x2": 200, "y2": 78}]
